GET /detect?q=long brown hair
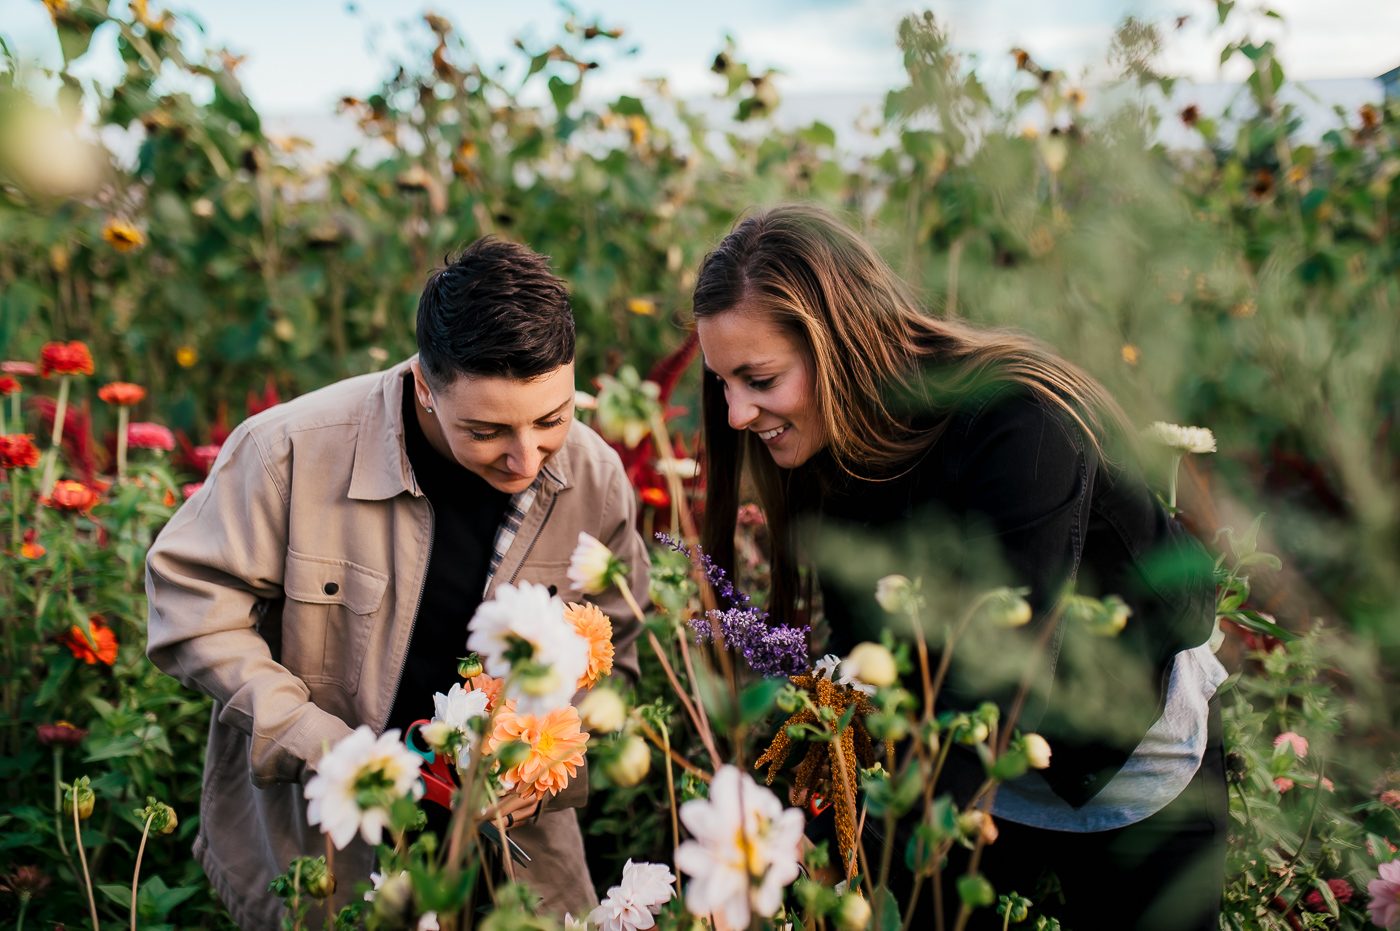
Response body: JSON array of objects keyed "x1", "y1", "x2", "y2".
[{"x1": 693, "y1": 204, "x2": 1129, "y2": 627}]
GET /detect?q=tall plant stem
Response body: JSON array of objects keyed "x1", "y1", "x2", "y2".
[
  {"x1": 38, "y1": 376, "x2": 70, "y2": 495},
  {"x1": 660, "y1": 720, "x2": 680, "y2": 879},
  {"x1": 632, "y1": 713, "x2": 711, "y2": 783},
  {"x1": 115, "y1": 406, "x2": 129, "y2": 484},
  {"x1": 72, "y1": 787, "x2": 100, "y2": 931},
  {"x1": 9, "y1": 465, "x2": 21, "y2": 552},
  {"x1": 130, "y1": 812, "x2": 154, "y2": 931},
  {"x1": 616, "y1": 577, "x2": 722, "y2": 770},
  {"x1": 9, "y1": 391, "x2": 19, "y2": 432},
  {"x1": 15, "y1": 895, "x2": 27, "y2": 931},
  {"x1": 673, "y1": 616, "x2": 718, "y2": 767},
  {"x1": 1168, "y1": 453, "x2": 1181, "y2": 509},
  {"x1": 53, "y1": 748, "x2": 69, "y2": 858}
]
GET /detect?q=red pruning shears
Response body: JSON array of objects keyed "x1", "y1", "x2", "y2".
[
  {"x1": 405, "y1": 719, "x2": 458, "y2": 810},
  {"x1": 403, "y1": 719, "x2": 531, "y2": 865}
]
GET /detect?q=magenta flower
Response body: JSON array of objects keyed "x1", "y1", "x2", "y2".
[
  {"x1": 1368, "y1": 861, "x2": 1400, "y2": 928},
  {"x1": 1274, "y1": 732, "x2": 1308, "y2": 759},
  {"x1": 192, "y1": 444, "x2": 221, "y2": 470},
  {"x1": 127, "y1": 422, "x2": 175, "y2": 451}
]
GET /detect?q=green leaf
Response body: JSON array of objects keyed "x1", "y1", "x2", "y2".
[
  {"x1": 738, "y1": 677, "x2": 785, "y2": 725},
  {"x1": 1310, "y1": 877, "x2": 1339, "y2": 918},
  {"x1": 610, "y1": 95, "x2": 646, "y2": 118},
  {"x1": 98, "y1": 883, "x2": 132, "y2": 908},
  {"x1": 548, "y1": 75, "x2": 577, "y2": 113},
  {"x1": 879, "y1": 887, "x2": 900, "y2": 931}
]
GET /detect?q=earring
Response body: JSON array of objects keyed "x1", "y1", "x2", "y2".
[{"x1": 426, "y1": 406, "x2": 434, "y2": 413}]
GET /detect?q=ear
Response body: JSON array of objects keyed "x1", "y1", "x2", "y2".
[{"x1": 408, "y1": 360, "x2": 436, "y2": 411}]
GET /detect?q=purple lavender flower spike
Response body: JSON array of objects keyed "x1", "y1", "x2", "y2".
[{"x1": 656, "y1": 532, "x2": 811, "y2": 678}]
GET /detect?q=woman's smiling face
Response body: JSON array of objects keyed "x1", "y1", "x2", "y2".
[{"x1": 696, "y1": 306, "x2": 824, "y2": 469}]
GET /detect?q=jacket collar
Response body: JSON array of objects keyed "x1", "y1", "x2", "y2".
[{"x1": 348, "y1": 357, "x2": 574, "y2": 500}]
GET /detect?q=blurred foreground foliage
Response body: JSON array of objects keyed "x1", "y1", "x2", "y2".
[{"x1": 3, "y1": 1, "x2": 1400, "y2": 927}]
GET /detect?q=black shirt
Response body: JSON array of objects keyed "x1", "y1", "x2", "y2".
[
  {"x1": 803, "y1": 386, "x2": 1214, "y2": 807},
  {"x1": 385, "y1": 378, "x2": 512, "y2": 737}
]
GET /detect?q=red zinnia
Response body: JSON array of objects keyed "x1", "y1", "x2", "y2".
[
  {"x1": 0, "y1": 376, "x2": 17, "y2": 396},
  {"x1": 0, "y1": 434, "x2": 40, "y2": 469},
  {"x1": 97, "y1": 382, "x2": 146, "y2": 406},
  {"x1": 38, "y1": 341, "x2": 94, "y2": 378},
  {"x1": 192, "y1": 443, "x2": 222, "y2": 470},
  {"x1": 47, "y1": 480, "x2": 101, "y2": 513},
  {"x1": 37, "y1": 721, "x2": 89, "y2": 747},
  {"x1": 640, "y1": 485, "x2": 670, "y2": 507},
  {"x1": 1302, "y1": 878, "x2": 1353, "y2": 913},
  {"x1": 126, "y1": 422, "x2": 175, "y2": 451},
  {"x1": 59, "y1": 616, "x2": 118, "y2": 665}
]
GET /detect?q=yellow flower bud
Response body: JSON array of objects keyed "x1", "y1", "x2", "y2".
[
  {"x1": 603, "y1": 735, "x2": 651, "y2": 787},
  {"x1": 840, "y1": 642, "x2": 898, "y2": 688},
  {"x1": 578, "y1": 688, "x2": 627, "y2": 733},
  {"x1": 835, "y1": 893, "x2": 871, "y2": 931},
  {"x1": 1024, "y1": 733, "x2": 1052, "y2": 770}
]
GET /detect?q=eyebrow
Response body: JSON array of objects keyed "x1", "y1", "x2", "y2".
[
  {"x1": 703, "y1": 359, "x2": 775, "y2": 377},
  {"x1": 458, "y1": 398, "x2": 573, "y2": 428}
]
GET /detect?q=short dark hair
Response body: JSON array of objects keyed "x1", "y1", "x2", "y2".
[{"x1": 415, "y1": 236, "x2": 575, "y2": 386}]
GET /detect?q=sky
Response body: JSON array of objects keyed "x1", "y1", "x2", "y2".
[{"x1": 2, "y1": 0, "x2": 1397, "y2": 116}]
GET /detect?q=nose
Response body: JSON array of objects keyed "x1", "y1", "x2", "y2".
[
  {"x1": 727, "y1": 388, "x2": 759, "y2": 432},
  {"x1": 504, "y1": 433, "x2": 548, "y2": 479}
]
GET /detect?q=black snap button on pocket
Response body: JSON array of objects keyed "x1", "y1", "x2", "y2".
[{"x1": 324, "y1": 582, "x2": 340, "y2": 595}]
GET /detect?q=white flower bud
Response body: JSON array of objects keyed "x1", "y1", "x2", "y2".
[
  {"x1": 874, "y1": 575, "x2": 916, "y2": 614},
  {"x1": 603, "y1": 735, "x2": 651, "y2": 787},
  {"x1": 1024, "y1": 733, "x2": 1052, "y2": 769},
  {"x1": 835, "y1": 893, "x2": 871, "y2": 931},
  {"x1": 840, "y1": 643, "x2": 898, "y2": 689},
  {"x1": 578, "y1": 688, "x2": 627, "y2": 733}
]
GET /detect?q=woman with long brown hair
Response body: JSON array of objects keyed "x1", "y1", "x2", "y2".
[{"x1": 692, "y1": 204, "x2": 1226, "y2": 930}]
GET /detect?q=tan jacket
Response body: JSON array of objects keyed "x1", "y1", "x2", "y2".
[{"x1": 145, "y1": 359, "x2": 648, "y2": 930}]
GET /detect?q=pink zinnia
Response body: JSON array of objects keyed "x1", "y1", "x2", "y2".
[
  {"x1": 1369, "y1": 861, "x2": 1400, "y2": 928},
  {"x1": 1381, "y1": 791, "x2": 1400, "y2": 810},
  {"x1": 193, "y1": 444, "x2": 221, "y2": 469},
  {"x1": 1274, "y1": 732, "x2": 1308, "y2": 759},
  {"x1": 182, "y1": 482, "x2": 204, "y2": 499},
  {"x1": 1, "y1": 361, "x2": 38, "y2": 376},
  {"x1": 1274, "y1": 777, "x2": 1295, "y2": 793},
  {"x1": 127, "y1": 422, "x2": 175, "y2": 451}
]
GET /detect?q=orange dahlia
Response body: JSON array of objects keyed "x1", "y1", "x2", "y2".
[
  {"x1": 0, "y1": 434, "x2": 40, "y2": 469},
  {"x1": 564, "y1": 602, "x2": 614, "y2": 690},
  {"x1": 468, "y1": 673, "x2": 504, "y2": 712},
  {"x1": 38, "y1": 341, "x2": 93, "y2": 377},
  {"x1": 487, "y1": 705, "x2": 589, "y2": 801},
  {"x1": 97, "y1": 381, "x2": 146, "y2": 406},
  {"x1": 60, "y1": 616, "x2": 118, "y2": 665}
]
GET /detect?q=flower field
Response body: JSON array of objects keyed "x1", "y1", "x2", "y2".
[{"x1": 3, "y1": 1, "x2": 1400, "y2": 929}]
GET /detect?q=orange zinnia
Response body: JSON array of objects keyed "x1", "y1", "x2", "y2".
[
  {"x1": 60, "y1": 616, "x2": 118, "y2": 665},
  {"x1": 0, "y1": 434, "x2": 40, "y2": 470},
  {"x1": 487, "y1": 705, "x2": 589, "y2": 801},
  {"x1": 639, "y1": 486, "x2": 669, "y2": 508},
  {"x1": 47, "y1": 480, "x2": 100, "y2": 513},
  {"x1": 97, "y1": 382, "x2": 146, "y2": 406},
  {"x1": 38, "y1": 341, "x2": 93, "y2": 377},
  {"x1": 564, "y1": 602, "x2": 614, "y2": 690}
]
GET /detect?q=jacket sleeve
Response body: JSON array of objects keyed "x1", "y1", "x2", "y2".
[
  {"x1": 583, "y1": 453, "x2": 650, "y2": 689},
  {"x1": 145, "y1": 422, "x2": 354, "y2": 788}
]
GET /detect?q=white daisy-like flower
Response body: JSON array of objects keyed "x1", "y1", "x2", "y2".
[
  {"x1": 1144, "y1": 421, "x2": 1217, "y2": 455},
  {"x1": 813, "y1": 654, "x2": 841, "y2": 680},
  {"x1": 306, "y1": 726, "x2": 424, "y2": 850},
  {"x1": 429, "y1": 682, "x2": 490, "y2": 772},
  {"x1": 654, "y1": 457, "x2": 700, "y2": 479},
  {"x1": 564, "y1": 914, "x2": 589, "y2": 931},
  {"x1": 567, "y1": 532, "x2": 626, "y2": 595},
  {"x1": 590, "y1": 859, "x2": 676, "y2": 931},
  {"x1": 466, "y1": 581, "x2": 590, "y2": 714},
  {"x1": 675, "y1": 765, "x2": 805, "y2": 929}
]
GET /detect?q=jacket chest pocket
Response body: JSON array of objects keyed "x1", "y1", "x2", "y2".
[{"x1": 281, "y1": 549, "x2": 389, "y2": 693}]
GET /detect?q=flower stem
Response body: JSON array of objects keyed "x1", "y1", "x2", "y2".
[
  {"x1": 54, "y1": 747, "x2": 69, "y2": 858},
  {"x1": 1168, "y1": 452, "x2": 1182, "y2": 510},
  {"x1": 659, "y1": 720, "x2": 680, "y2": 880},
  {"x1": 73, "y1": 785, "x2": 101, "y2": 931},
  {"x1": 39, "y1": 375, "x2": 70, "y2": 495},
  {"x1": 9, "y1": 465, "x2": 21, "y2": 552},
  {"x1": 116, "y1": 406, "x2": 129, "y2": 485},
  {"x1": 16, "y1": 895, "x2": 27, "y2": 931},
  {"x1": 131, "y1": 812, "x2": 154, "y2": 931},
  {"x1": 645, "y1": 629, "x2": 721, "y2": 770}
]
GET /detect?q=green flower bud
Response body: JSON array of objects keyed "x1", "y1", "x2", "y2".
[
  {"x1": 495, "y1": 740, "x2": 532, "y2": 770},
  {"x1": 63, "y1": 777, "x2": 94, "y2": 820},
  {"x1": 835, "y1": 893, "x2": 871, "y2": 930},
  {"x1": 956, "y1": 873, "x2": 995, "y2": 908},
  {"x1": 134, "y1": 797, "x2": 178, "y2": 835},
  {"x1": 457, "y1": 654, "x2": 484, "y2": 679}
]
